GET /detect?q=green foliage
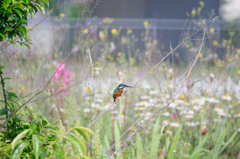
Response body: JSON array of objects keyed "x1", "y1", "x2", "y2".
[
  {"x1": 0, "y1": 68, "x2": 96, "y2": 158},
  {"x1": 0, "y1": 0, "x2": 49, "y2": 48}
]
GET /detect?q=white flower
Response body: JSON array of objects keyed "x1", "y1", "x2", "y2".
[
  {"x1": 185, "y1": 114, "x2": 194, "y2": 119},
  {"x1": 140, "y1": 95, "x2": 150, "y2": 99},
  {"x1": 83, "y1": 108, "x2": 90, "y2": 112},
  {"x1": 169, "y1": 102, "x2": 177, "y2": 108},
  {"x1": 110, "y1": 42, "x2": 115, "y2": 52},
  {"x1": 162, "y1": 112, "x2": 170, "y2": 116},
  {"x1": 149, "y1": 90, "x2": 158, "y2": 95},
  {"x1": 170, "y1": 122, "x2": 180, "y2": 127},
  {"x1": 221, "y1": 94, "x2": 232, "y2": 101},
  {"x1": 59, "y1": 108, "x2": 64, "y2": 112},
  {"x1": 207, "y1": 98, "x2": 219, "y2": 103}
]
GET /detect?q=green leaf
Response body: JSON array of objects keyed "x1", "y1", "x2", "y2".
[
  {"x1": 14, "y1": 9, "x2": 22, "y2": 19},
  {"x1": 149, "y1": 115, "x2": 161, "y2": 158},
  {"x1": 8, "y1": 92, "x2": 18, "y2": 98},
  {"x1": 4, "y1": 77, "x2": 11, "y2": 80},
  {"x1": 114, "y1": 121, "x2": 121, "y2": 159},
  {"x1": 219, "y1": 131, "x2": 237, "y2": 155},
  {"x1": 35, "y1": 4, "x2": 45, "y2": 15},
  {"x1": 191, "y1": 135, "x2": 208, "y2": 158},
  {"x1": 41, "y1": 0, "x2": 49, "y2": 6},
  {"x1": 12, "y1": 0, "x2": 15, "y2": 5},
  {"x1": 5, "y1": 26, "x2": 13, "y2": 31},
  {"x1": 40, "y1": 149, "x2": 47, "y2": 159},
  {"x1": 136, "y1": 133, "x2": 143, "y2": 159},
  {"x1": 23, "y1": 43, "x2": 30, "y2": 50},
  {"x1": 8, "y1": 32, "x2": 13, "y2": 43},
  {"x1": 13, "y1": 41, "x2": 17, "y2": 48},
  {"x1": 11, "y1": 142, "x2": 29, "y2": 159},
  {"x1": 213, "y1": 129, "x2": 226, "y2": 157},
  {"x1": 74, "y1": 127, "x2": 94, "y2": 142},
  {"x1": 32, "y1": 135, "x2": 41, "y2": 159},
  {"x1": 63, "y1": 135, "x2": 86, "y2": 156},
  {"x1": 52, "y1": 142, "x2": 64, "y2": 159},
  {"x1": 0, "y1": 109, "x2": 6, "y2": 115},
  {"x1": 12, "y1": 129, "x2": 31, "y2": 150},
  {"x1": 0, "y1": 33, "x2": 6, "y2": 42},
  {"x1": 168, "y1": 125, "x2": 183, "y2": 159},
  {"x1": 20, "y1": 26, "x2": 27, "y2": 36},
  {"x1": 26, "y1": 26, "x2": 33, "y2": 30}
]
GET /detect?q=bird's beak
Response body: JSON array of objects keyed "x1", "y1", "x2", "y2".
[{"x1": 124, "y1": 85, "x2": 132, "y2": 88}]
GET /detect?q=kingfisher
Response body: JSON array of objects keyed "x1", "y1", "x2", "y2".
[{"x1": 113, "y1": 83, "x2": 132, "y2": 102}]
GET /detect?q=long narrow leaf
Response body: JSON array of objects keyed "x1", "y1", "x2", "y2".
[
  {"x1": 168, "y1": 125, "x2": 183, "y2": 159},
  {"x1": 213, "y1": 129, "x2": 226, "y2": 157},
  {"x1": 12, "y1": 129, "x2": 31, "y2": 150},
  {"x1": 32, "y1": 135, "x2": 41, "y2": 159}
]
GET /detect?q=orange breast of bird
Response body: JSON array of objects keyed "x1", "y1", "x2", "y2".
[{"x1": 113, "y1": 89, "x2": 123, "y2": 99}]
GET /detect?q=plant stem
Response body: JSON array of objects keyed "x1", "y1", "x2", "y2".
[{"x1": 0, "y1": 69, "x2": 8, "y2": 131}]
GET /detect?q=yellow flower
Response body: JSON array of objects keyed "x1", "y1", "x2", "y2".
[
  {"x1": 47, "y1": 93, "x2": 51, "y2": 96},
  {"x1": 102, "y1": 19, "x2": 106, "y2": 23},
  {"x1": 191, "y1": 10, "x2": 196, "y2": 15},
  {"x1": 130, "y1": 58, "x2": 135, "y2": 65},
  {"x1": 21, "y1": 87, "x2": 24, "y2": 91},
  {"x1": 198, "y1": 7, "x2": 202, "y2": 12},
  {"x1": 60, "y1": 13, "x2": 65, "y2": 17},
  {"x1": 235, "y1": 55, "x2": 239, "y2": 59},
  {"x1": 127, "y1": 29, "x2": 133, "y2": 34},
  {"x1": 213, "y1": 40, "x2": 218, "y2": 46},
  {"x1": 20, "y1": 74, "x2": 23, "y2": 78},
  {"x1": 238, "y1": 70, "x2": 240, "y2": 74},
  {"x1": 186, "y1": 44, "x2": 190, "y2": 48},
  {"x1": 163, "y1": 67, "x2": 168, "y2": 71},
  {"x1": 199, "y1": 53, "x2": 203, "y2": 57},
  {"x1": 103, "y1": 86, "x2": 107, "y2": 89},
  {"x1": 199, "y1": 1, "x2": 204, "y2": 5},
  {"x1": 117, "y1": 52, "x2": 121, "y2": 56},
  {"x1": 121, "y1": 37, "x2": 126, "y2": 43},
  {"x1": 180, "y1": 95, "x2": 184, "y2": 99},
  {"x1": 83, "y1": 29, "x2": 89, "y2": 34},
  {"x1": 220, "y1": 61, "x2": 225, "y2": 67},
  {"x1": 99, "y1": 31, "x2": 104, "y2": 39},
  {"x1": 111, "y1": 29, "x2": 117, "y2": 34},
  {"x1": 143, "y1": 20, "x2": 148, "y2": 26},
  {"x1": 225, "y1": 93, "x2": 229, "y2": 97},
  {"x1": 228, "y1": 58, "x2": 232, "y2": 62},
  {"x1": 87, "y1": 87, "x2": 90, "y2": 91},
  {"x1": 210, "y1": 28, "x2": 214, "y2": 33},
  {"x1": 149, "y1": 71, "x2": 152, "y2": 74},
  {"x1": 107, "y1": 55, "x2": 111, "y2": 59}
]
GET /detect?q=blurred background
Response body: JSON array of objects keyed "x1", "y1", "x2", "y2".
[{"x1": 1, "y1": 0, "x2": 240, "y2": 158}]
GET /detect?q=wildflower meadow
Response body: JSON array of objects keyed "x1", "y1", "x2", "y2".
[{"x1": 1, "y1": 0, "x2": 240, "y2": 158}]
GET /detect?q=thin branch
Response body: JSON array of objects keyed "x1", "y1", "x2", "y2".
[
  {"x1": 109, "y1": 29, "x2": 206, "y2": 159},
  {"x1": 0, "y1": 69, "x2": 8, "y2": 131}
]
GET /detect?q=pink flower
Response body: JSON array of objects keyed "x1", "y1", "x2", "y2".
[
  {"x1": 63, "y1": 92, "x2": 70, "y2": 97},
  {"x1": 64, "y1": 69, "x2": 70, "y2": 78},
  {"x1": 64, "y1": 79, "x2": 70, "y2": 84},
  {"x1": 172, "y1": 114, "x2": 177, "y2": 118}
]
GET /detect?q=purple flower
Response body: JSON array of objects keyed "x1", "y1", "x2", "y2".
[
  {"x1": 84, "y1": 19, "x2": 91, "y2": 26},
  {"x1": 137, "y1": 71, "x2": 144, "y2": 78},
  {"x1": 96, "y1": 21, "x2": 102, "y2": 28},
  {"x1": 88, "y1": 27, "x2": 95, "y2": 34},
  {"x1": 75, "y1": 22, "x2": 82, "y2": 28},
  {"x1": 8, "y1": 64, "x2": 13, "y2": 70}
]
